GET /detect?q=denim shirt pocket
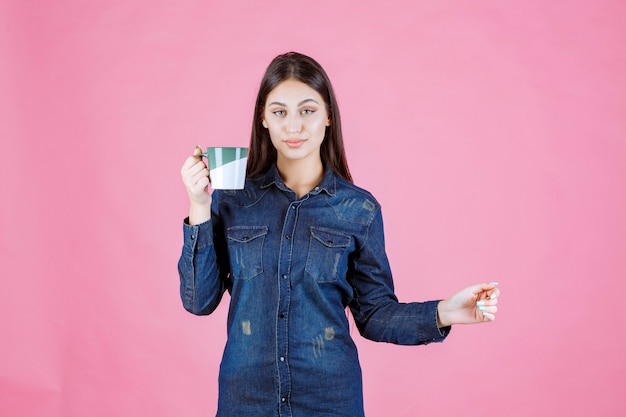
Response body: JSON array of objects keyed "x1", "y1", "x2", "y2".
[
  {"x1": 305, "y1": 226, "x2": 352, "y2": 283},
  {"x1": 226, "y1": 226, "x2": 268, "y2": 281}
]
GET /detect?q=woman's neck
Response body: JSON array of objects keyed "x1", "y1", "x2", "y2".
[{"x1": 276, "y1": 157, "x2": 324, "y2": 199}]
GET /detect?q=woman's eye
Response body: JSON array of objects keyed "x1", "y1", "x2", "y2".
[
  {"x1": 273, "y1": 110, "x2": 285, "y2": 117},
  {"x1": 301, "y1": 109, "x2": 315, "y2": 115}
]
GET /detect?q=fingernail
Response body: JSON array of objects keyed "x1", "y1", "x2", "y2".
[
  {"x1": 489, "y1": 281, "x2": 499, "y2": 286},
  {"x1": 490, "y1": 294, "x2": 498, "y2": 300},
  {"x1": 476, "y1": 300, "x2": 486, "y2": 306},
  {"x1": 478, "y1": 305, "x2": 486, "y2": 312},
  {"x1": 483, "y1": 312, "x2": 494, "y2": 319}
]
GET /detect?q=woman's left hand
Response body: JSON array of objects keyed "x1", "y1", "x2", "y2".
[{"x1": 437, "y1": 282, "x2": 500, "y2": 327}]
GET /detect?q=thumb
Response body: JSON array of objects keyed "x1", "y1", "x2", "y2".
[
  {"x1": 476, "y1": 281, "x2": 499, "y2": 301},
  {"x1": 194, "y1": 145, "x2": 211, "y2": 183}
]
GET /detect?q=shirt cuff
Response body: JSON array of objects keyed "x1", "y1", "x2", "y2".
[
  {"x1": 182, "y1": 217, "x2": 214, "y2": 250},
  {"x1": 422, "y1": 300, "x2": 451, "y2": 343}
]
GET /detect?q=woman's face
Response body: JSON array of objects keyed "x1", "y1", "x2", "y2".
[{"x1": 262, "y1": 79, "x2": 330, "y2": 166}]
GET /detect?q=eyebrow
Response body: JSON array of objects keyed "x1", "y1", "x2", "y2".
[{"x1": 267, "y1": 98, "x2": 320, "y2": 107}]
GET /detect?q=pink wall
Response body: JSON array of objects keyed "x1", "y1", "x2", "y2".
[{"x1": 1, "y1": 1, "x2": 625, "y2": 416}]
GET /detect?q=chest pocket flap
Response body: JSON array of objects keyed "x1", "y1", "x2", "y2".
[
  {"x1": 226, "y1": 226, "x2": 268, "y2": 280},
  {"x1": 306, "y1": 227, "x2": 352, "y2": 283}
]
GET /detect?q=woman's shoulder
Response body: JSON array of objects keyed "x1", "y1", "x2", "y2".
[
  {"x1": 334, "y1": 176, "x2": 380, "y2": 204},
  {"x1": 329, "y1": 176, "x2": 381, "y2": 226}
]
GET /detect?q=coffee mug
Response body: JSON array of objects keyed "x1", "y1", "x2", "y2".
[{"x1": 198, "y1": 146, "x2": 248, "y2": 190}]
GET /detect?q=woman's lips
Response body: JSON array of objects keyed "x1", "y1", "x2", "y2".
[{"x1": 284, "y1": 139, "x2": 305, "y2": 148}]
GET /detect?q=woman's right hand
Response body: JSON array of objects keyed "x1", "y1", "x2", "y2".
[{"x1": 181, "y1": 146, "x2": 212, "y2": 225}]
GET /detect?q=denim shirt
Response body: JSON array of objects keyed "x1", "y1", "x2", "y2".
[{"x1": 178, "y1": 165, "x2": 450, "y2": 417}]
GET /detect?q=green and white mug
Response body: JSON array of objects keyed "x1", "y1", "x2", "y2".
[{"x1": 199, "y1": 147, "x2": 248, "y2": 190}]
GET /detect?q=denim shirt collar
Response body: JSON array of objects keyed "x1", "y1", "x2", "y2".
[{"x1": 259, "y1": 163, "x2": 337, "y2": 197}]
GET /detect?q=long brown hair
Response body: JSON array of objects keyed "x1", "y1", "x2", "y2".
[{"x1": 246, "y1": 52, "x2": 353, "y2": 183}]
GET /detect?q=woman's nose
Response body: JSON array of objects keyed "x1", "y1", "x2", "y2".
[{"x1": 286, "y1": 114, "x2": 302, "y2": 133}]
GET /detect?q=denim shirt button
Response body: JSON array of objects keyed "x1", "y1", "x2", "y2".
[
  {"x1": 279, "y1": 313, "x2": 285, "y2": 318},
  {"x1": 281, "y1": 274, "x2": 287, "y2": 279},
  {"x1": 285, "y1": 234, "x2": 291, "y2": 240},
  {"x1": 281, "y1": 397, "x2": 287, "y2": 403},
  {"x1": 280, "y1": 356, "x2": 285, "y2": 362}
]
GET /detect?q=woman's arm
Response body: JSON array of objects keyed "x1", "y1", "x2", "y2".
[
  {"x1": 348, "y1": 207, "x2": 500, "y2": 345},
  {"x1": 348, "y1": 208, "x2": 450, "y2": 345},
  {"x1": 177, "y1": 217, "x2": 227, "y2": 315},
  {"x1": 177, "y1": 150, "x2": 228, "y2": 315}
]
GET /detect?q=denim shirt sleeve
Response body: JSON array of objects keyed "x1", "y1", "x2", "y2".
[
  {"x1": 348, "y1": 207, "x2": 451, "y2": 345},
  {"x1": 177, "y1": 216, "x2": 227, "y2": 315}
]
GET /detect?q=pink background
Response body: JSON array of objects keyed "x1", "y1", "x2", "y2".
[{"x1": 1, "y1": 1, "x2": 625, "y2": 416}]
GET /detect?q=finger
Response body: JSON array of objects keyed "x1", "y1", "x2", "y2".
[
  {"x1": 186, "y1": 173, "x2": 210, "y2": 195},
  {"x1": 477, "y1": 304, "x2": 498, "y2": 314},
  {"x1": 477, "y1": 291, "x2": 499, "y2": 303},
  {"x1": 489, "y1": 288, "x2": 500, "y2": 301},
  {"x1": 187, "y1": 159, "x2": 209, "y2": 176},
  {"x1": 476, "y1": 299, "x2": 498, "y2": 307},
  {"x1": 181, "y1": 145, "x2": 206, "y2": 172},
  {"x1": 182, "y1": 160, "x2": 209, "y2": 186},
  {"x1": 194, "y1": 146, "x2": 211, "y2": 182},
  {"x1": 186, "y1": 162, "x2": 210, "y2": 183},
  {"x1": 183, "y1": 172, "x2": 210, "y2": 198},
  {"x1": 190, "y1": 168, "x2": 211, "y2": 187},
  {"x1": 192, "y1": 176, "x2": 210, "y2": 193},
  {"x1": 181, "y1": 155, "x2": 203, "y2": 173},
  {"x1": 481, "y1": 311, "x2": 496, "y2": 321},
  {"x1": 482, "y1": 281, "x2": 499, "y2": 291},
  {"x1": 470, "y1": 281, "x2": 498, "y2": 295},
  {"x1": 476, "y1": 282, "x2": 500, "y2": 301}
]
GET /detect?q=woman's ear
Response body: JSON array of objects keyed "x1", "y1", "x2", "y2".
[{"x1": 262, "y1": 119, "x2": 268, "y2": 129}]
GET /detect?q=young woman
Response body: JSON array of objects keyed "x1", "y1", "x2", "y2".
[{"x1": 179, "y1": 52, "x2": 500, "y2": 417}]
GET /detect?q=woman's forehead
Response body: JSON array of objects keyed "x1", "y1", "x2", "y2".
[{"x1": 266, "y1": 79, "x2": 323, "y2": 105}]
